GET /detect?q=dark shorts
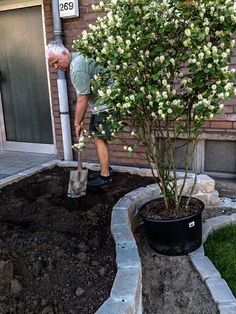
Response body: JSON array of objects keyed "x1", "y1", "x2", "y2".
[{"x1": 89, "y1": 112, "x2": 111, "y2": 141}]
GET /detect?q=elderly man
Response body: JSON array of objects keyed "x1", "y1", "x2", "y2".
[{"x1": 46, "y1": 41, "x2": 113, "y2": 187}]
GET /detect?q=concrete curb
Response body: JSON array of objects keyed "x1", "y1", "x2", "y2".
[
  {"x1": 96, "y1": 185, "x2": 161, "y2": 314},
  {"x1": 189, "y1": 215, "x2": 236, "y2": 314}
]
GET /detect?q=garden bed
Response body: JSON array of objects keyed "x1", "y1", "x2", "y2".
[{"x1": 0, "y1": 166, "x2": 154, "y2": 314}]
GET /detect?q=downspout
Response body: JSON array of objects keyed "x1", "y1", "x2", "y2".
[{"x1": 52, "y1": 0, "x2": 73, "y2": 160}]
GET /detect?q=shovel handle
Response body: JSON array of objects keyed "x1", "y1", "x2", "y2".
[{"x1": 78, "y1": 151, "x2": 83, "y2": 171}]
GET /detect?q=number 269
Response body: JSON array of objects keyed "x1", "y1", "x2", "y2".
[{"x1": 60, "y1": 2, "x2": 74, "y2": 11}]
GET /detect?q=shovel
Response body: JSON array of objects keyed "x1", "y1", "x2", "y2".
[{"x1": 67, "y1": 151, "x2": 88, "y2": 198}]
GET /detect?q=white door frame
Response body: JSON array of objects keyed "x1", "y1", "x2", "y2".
[{"x1": 0, "y1": 0, "x2": 56, "y2": 154}]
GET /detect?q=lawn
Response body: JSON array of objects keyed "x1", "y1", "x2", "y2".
[{"x1": 204, "y1": 224, "x2": 236, "y2": 296}]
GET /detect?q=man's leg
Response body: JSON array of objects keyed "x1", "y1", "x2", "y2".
[{"x1": 94, "y1": 138, "x2": 110, "y2": 177}]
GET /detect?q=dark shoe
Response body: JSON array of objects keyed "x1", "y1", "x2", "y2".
[
  {"x1": 88, "y1": 167, "x2": 114, "y2": 180},
  {"x1": 87, "y1": 175, "x2": 112, "y2": 187}
]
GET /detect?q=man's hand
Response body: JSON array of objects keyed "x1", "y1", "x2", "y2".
[{"x1": 75, "y1": 122, "x2": 84, "y2": 139}]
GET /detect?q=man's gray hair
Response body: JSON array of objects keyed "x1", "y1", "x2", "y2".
[{"x1": 45, "y1": 41, "x2": 69, "y2": 58}]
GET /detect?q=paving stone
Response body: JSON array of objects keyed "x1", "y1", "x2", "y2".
[
  {"x1": 209, "y1": 190, "x2": 221, "y2": 206},
  {"x1": 113, "y1": 197, "x2": 134, "y2": 211},
  {"x1": 111, "y1": 267, "x2": 141, "y2": 306},
  {"x1": 145, "y1": 184, "x2": 161, "y2": 199},
  {"x1": 230, "y1": 213, "x2": 236, "y2": 223},
  {"x1": 111, "y1": 224, "x2": 135, "y2": 244},
  {"x1": 197, "y1": 176, "x2": 215, "y2": 193},
  {"x1": 18, "y1": 165, "x2": 47, "y2": 176},
  {"x1": 207, "y1": 216, "x2": 232, "y2": 230},
  {"x1": 0, "y1": 174, "x2": 23, "y2": 188},
  {"x1": 194, "y1": 192, "x2": 211, "y2": 206},
  {"x1": 190, "y1": 256, "x2": 221, "y2": 281},
  {"x1": 58, "y1": 160, "x2": 77, "y2": 167},
  {"x1": 95, "y1": 298, "x2": 132, "y2": 314},
  {"x1": 0, "y1": 174, "x2": 8, "y2": 179},
  {"x1": 112, "y1": 208, "x2": 130, "y2": 226},
  {"x1": 188, "y1": 245, "x2": 205, "y2": 257},
  {"x1": 116, "y1": 242, "x2": 141, "y2": 268},
  {"x1": 218, "y1": 303, "x2": 236, "y2": 314},
  {"x1": 42, "y1": 160, "x2": 58, "y2": 167},
  {"x1": 206, "y1": 278, "x2": 236, "y2": 305},
  {"x1": 202, "y1": 221, "x2": 214, "y2": 242}
]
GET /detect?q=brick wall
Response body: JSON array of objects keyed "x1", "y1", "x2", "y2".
[{"x1": 43, "y1": 0, "x2": 236, "y2": 167}]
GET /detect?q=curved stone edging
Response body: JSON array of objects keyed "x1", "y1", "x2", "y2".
[
  {"x1": 96, "y1": 184, "x2": 161, "y2": 314},
  {"x1": 189, "y1": 216, "x2": 236, "y2": 314}
]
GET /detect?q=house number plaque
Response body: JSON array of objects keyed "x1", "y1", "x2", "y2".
[{"x1": 59, "y1": 0, "x2": 79, "y2": 18}]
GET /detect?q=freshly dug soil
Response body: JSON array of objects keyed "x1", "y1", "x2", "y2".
[{"x1": 0, "y1": 166, "x2": 154, "y2": 314}]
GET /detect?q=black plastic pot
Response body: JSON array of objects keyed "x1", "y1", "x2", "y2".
[{"x1": 140, "y1": 197, "x2": 204, "y2": 256}]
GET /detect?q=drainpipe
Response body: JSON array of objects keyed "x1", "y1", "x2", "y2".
[{"x1": 52, "y1": 0, "x2": 73, "y2": 161}]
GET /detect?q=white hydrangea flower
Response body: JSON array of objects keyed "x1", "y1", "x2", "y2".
[
  {"x1": 219, "y1": 104, "x2": 224, "y2": 109},
  {"x1": 160, "y1": 55, "x2": 165, "y2": 63},
  {"x1": 107, "y1": 89, "x2": 112, "y2": 96},
  {"x1": 98, "y1": 90, "x2": 105, "y2": 97},
  {"x1": 184, "y1": 29, "x2": 191, "y2": 37}
]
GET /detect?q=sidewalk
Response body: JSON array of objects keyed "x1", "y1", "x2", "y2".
[{"x1": 0, "y1": 151, "x2": 57, "y2": 180}]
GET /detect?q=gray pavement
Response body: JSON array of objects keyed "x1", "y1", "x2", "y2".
[{"x1": 0, "y1": 151, "x2": 57, "y2": 180}]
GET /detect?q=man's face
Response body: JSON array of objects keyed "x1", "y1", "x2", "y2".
[{"x1": 48, "y1": 51, "x2": 70, "y2": 71}]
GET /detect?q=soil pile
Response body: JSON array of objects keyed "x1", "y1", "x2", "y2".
[{"x1": 0, "y1": 166, "x2": 154, "y2": 314}]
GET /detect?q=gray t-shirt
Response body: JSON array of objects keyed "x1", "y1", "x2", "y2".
[{"x1": 69, "y1": 52, "x2": 107, "y2": 113}]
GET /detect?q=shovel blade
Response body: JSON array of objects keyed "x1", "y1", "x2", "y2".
[{"x1": 67, "y1": 168, "x2": 88, "y2": 198}]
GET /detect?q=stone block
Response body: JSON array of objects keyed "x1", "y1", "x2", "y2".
[
  {"x1": 58, "y1": 160, "x2": 77, "y2": 167},
  {"x1": 207, "y1": 216, "x2": 232, "y2": 231},
  {"x1": 218, "y1": 303, "x2": 236, "y2": 314},
  {"x1": 202, "y1": 221, "x2": 214, "y2": 242},
  {"x1": 116, "y1": 242, "x2": 141, "y2": 268},
  {"x1": 111, "y1": 224, "x2": 135, "y2": 244},
  {"x1": 0, "y1": 174, "x2": 23, "y2": 188},
  {"x1": 188, "y1": 245, "x2": 205, "y2": 257},
  {"x1": 177, "y1": 178, "x2": 200, "y2": 195},
  {"x1": 230, "y1": 214, "x2": 236, "y2": 223},
  {"x1": 190, "y1": 256, "x2": 221, "y2": 281},
  {"x1": 193, "y1": 192, "x2": 211, "y2": 206},
  {"x1": 114, "y1": 197, "x2": 134, "y2": 211},
  {"x1": 206, "y1": 278, "x2": 236, "y2": 305},
  {"x1": 209, "y1": 190, "x2": 221, "y2": 206},
  {"x1": 145, "y1": 184, "x2": 161, "y2": 199},
  {"x1": 112, "y1": 208, "x2": 130, "y2": 226},
  {"x1": 111, "y1": 267, "x2": 142, "y2": 307},
  {"x1": 95, "y1": 298, "x2": 133, "y2": 314},
  {"x1": 197, "y1": 175, "x2": 215, "y2": 193},
  {"x1": 42, "y1": 160, "x2": 58, "y2": 168}
]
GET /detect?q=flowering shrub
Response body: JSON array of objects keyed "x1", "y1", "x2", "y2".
[{"x1": 73, "y1": 0, "x2": 236, "y2": 211}]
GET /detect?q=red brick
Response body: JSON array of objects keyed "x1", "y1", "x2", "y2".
[
  {"x1": 227, "y1": 114, "x2": 236, "y2": 121},
  {"x1": 210, "y1": 121, "x2": 233, "y2": 129},
  {"x1": 224, "y1": 105, "x2": 234, "y2": 113}
]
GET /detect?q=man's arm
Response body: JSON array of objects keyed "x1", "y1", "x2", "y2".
[{"x1": 74, "y1": 94, "x2": 89, "y2": 139}]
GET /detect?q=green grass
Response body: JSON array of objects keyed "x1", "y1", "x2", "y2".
[{"x1": 204, "y1": 224, "x2": 236, "y2": 296}]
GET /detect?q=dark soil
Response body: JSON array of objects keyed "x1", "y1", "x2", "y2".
[
  {"x1": 0, "y1": 166, "x2": 154, "y2": 314},
  {"x1": 140, "y1": 196, "x2": 204, "y2": 220}
]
